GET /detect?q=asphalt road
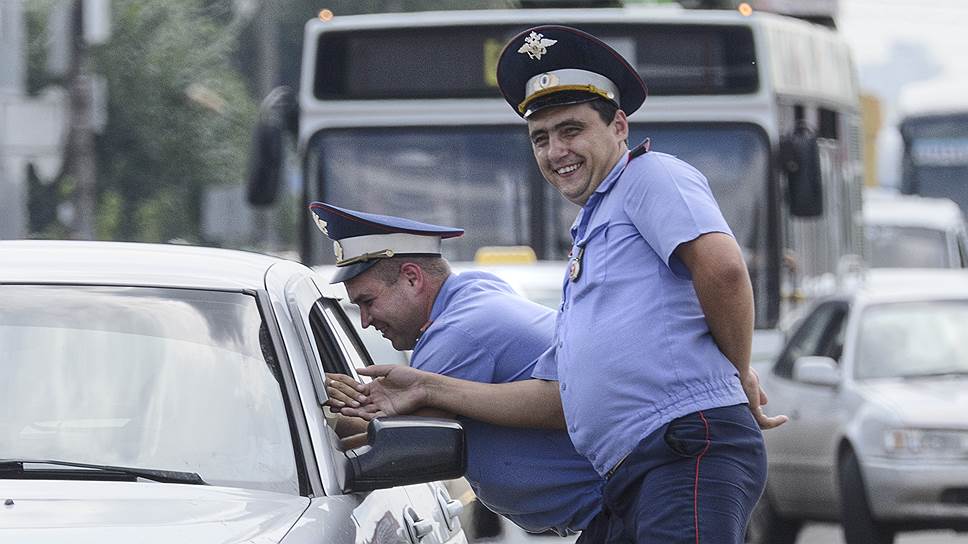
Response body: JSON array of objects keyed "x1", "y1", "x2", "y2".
[
  {"x1": 482, "y1": 519, "x2": 968, "y2": 544},
  {"x1": 798, "y1": 523, "x2": 968, "y2": 544}
]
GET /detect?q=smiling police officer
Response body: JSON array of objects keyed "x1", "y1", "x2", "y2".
[{"x1": 340, "y1": 25, "x2": 787, "y2": 543}]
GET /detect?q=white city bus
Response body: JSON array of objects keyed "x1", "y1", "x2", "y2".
[{"x1": 247, "y1": 5, "x2": 864, "y2": 351}]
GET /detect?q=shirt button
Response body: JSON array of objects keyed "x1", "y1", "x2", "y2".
[
  {"x1": 569, "y1": 425, "x2": 577, "y2": 433},
  {"x1": 560, "y1": 383, "x2": 567, "y2": 392}
]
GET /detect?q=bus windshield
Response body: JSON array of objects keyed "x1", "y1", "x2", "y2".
[
  {"x1": 902, "y1": 115, "x2": 968, "y2": 212},
  {"x1": 305, "y1": 123, "x2": 770, "y2": 317}
]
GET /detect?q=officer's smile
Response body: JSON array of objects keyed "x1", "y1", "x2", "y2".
[{"x1": 555, "y1": 162, "x2": 583, "y2": 176}]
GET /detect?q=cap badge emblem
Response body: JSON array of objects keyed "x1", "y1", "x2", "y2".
[
  {"x1": 314, "y1": 216, "x2": 329, "y2": 235},
  {"x1": 334, "y1": 241, "x2": 344, "y2": 262},
  {"x1": 518, "y1": 32, "x2": 557, "y2": 60}
]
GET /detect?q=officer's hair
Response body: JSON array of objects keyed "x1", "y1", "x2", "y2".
[
  {"x1": 370, "y1": 256, "x2": 451, "y2": 285},
  {"x1": 589, "y1": 98, "x2": 620, "y2": 125}
]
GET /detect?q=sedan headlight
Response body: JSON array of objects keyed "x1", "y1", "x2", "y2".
[{"x1": 883, "y1": 429, "x2": 968, "y2": 459}]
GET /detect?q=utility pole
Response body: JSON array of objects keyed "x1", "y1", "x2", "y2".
[{"x1": 67, "y1": 0, "x2": 97, "y2": 240}]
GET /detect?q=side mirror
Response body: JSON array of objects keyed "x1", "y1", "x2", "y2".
[
  {"x1": 246, "y1": 86, "x2": 297, "y2": 206},
  {"x1": 780, "y1": 123, "x2": 823, "y2": 217},
  {"x1": 793, "y1": 356, "x2": 840, "y2": 387},
  {"x1": 343, "y1": 417, "x2": 466, "y2": 493}
]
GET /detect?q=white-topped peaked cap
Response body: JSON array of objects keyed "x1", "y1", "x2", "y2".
[
  {"x1": 497, "y1": 25, "x2": 647, "y2": 119},
  {"x1": 308, "y1": 202, "x2": 464, "y2": 283}
]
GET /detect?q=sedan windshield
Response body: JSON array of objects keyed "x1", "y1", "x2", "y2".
[
  {"x1": 865, "y1": 225, "x2": 950, "y2": 268},
  {"x1": 0, "y1": 285, "x2": 298, "y2": 494},
  {"x1": 854, "y1": 301, "x2": 968, "y2": 379}
]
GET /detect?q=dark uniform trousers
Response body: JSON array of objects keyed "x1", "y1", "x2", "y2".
[{"x1": 576, "y1": 404, "x2": 767, "y2": 544}]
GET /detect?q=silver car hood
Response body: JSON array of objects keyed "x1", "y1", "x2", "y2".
[
  {"x1": 0, "y1": 480, "x2": 310, "y2": 543},
  {"x1": 859, "y1": 377, "x2": 968, "y2": 428}
]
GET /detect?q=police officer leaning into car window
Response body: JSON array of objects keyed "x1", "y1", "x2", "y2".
[
  {"x1": 309, "y1": 202, "x2": 606, "y2": 538},
  {"x1": 336, "y1": 26, "x2": 789, "y2": 543}
]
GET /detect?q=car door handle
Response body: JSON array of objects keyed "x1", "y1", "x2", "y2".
[
  {"x1": 436, "y1": 486, "x2": 463, "y2": 529},
  {"x1": 404, "y1": 506, "x2": 434, "y2": 542}
]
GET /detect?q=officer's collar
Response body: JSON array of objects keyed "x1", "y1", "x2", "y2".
[
  {"x1": 428, "y1": 273, "x2": 459, "y2": 323},
  {"x1": 590, "y1": 150, "x2": 630, "y2": 199}
]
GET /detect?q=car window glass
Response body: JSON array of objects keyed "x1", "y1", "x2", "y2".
[
  {"x1": 817, "y1": 306, "x2": 849, "y2": 362},
  {"x1": 774, "y1": 302, "x2": 838, "y2": 378},
  {"x1": 320, "y1": 302, "x2": 372, "y2": 381},
  {"x1": 958, "y1": 235, "x2": 968, "y2": 268},
  {"x1": 0, "y1": 285, "x2": 299, "y2": 494},
  {"x1": 854, "y1": 301, "x2": 968, "y2": 379},
  {"x1": 308, "y1": 303, "x2": 353, "y2": 377}
]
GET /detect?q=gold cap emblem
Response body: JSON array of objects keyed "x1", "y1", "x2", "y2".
[
  {"x1": 334, "y1": 241, "x2": 344, "y2": 262},
  {"x1": 517, "y1": 32, "x2": 557, "y2": 61}
]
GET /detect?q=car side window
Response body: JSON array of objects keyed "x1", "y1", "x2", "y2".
[
  {"x1": 773, "y1": 302, "x2": 844, "y2": 379},
  {"x1": 317, "y1": 300, "x2": 374, "y2": 379},
  {"x1": 958, "y1": 235, "x2": 968, "y2": 268}
]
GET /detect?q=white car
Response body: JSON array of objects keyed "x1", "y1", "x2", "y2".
[
  {"x1": 751, "y1": 269, "x2": 968, "y2": 544},
  {"x1": 0, "y1": 241, "x2": 467, "y2": 544},
  {"x1": 864, "y1": 190, "x2": 968, "y2": 269}
]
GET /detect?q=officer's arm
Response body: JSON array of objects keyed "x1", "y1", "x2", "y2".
[
  {"x1": 344, "y1": 365, "x2": 566, "y2": 430},
  {"x1": 675, "y1": 232, "x2": 786, "y2": 429}
]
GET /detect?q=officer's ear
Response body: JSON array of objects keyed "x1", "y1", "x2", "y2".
[
  {"x1": 612, "y1": 109, "x2": 629, "y2": 142},
  {"x1": 398, "y1": 262, "x2": 423, "y2": 290}
]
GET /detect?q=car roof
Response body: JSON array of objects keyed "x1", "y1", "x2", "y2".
[
  {"x1": 863, "y1": 191, "x2": 964, "y2": 231},
  {"x1": 851, "y1": 269, "x2": 968, "y2": 305},
  {"x1": 0, "y1": 240, "x2": 300, "y2": 290}
]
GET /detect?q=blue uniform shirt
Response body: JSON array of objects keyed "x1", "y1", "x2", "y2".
[
  {"x1": 412, "y1": 271, "x2": 604, "y2": 535},
  {"x1": 532, "y1": 150, "x2": 749, "y2": 477}
]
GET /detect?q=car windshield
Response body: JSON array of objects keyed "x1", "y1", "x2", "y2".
[
  {"x1": 865, "y1": 225, "x2": 950, "y2": 268},
  {"x1": 0, "y1": 285, "x2": 299, "y2": 494},
  {"x1": 854, "y1": 301, "x2": 968, "y2": 379}
]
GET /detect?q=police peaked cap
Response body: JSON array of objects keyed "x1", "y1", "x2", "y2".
[
  {"x1": 497, "y1": 25, "x2": 648, "y2": 118},
  {"x1": 309, "y1": 201, "x2": 464, "y2": 284}
]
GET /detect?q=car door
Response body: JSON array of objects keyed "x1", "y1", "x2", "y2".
[
  {"x1": 763, "y1": 300, "x2": 850, "y2": 517},
  {"x1": 282, "y1": 273, "x2": 420, "y2": 544},
  {"x1": 311, "y1": 298, "x2": 465, "y2": 544}
]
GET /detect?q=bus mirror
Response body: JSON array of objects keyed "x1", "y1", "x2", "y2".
[
  {"x1": 781, "y1": 123, "x2": 823, "y2": 217},
  {"x1": 246, "y1": 86, "x2": 298, "y2": 207}
]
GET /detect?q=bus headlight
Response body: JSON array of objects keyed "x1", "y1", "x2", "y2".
[{"x1": 883, "y1": 429, "x2": 968, "y2": 459}]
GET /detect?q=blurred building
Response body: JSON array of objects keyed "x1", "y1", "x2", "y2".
[{"x1": 0, "y1": 0, "x2": 67, "y2": 239}]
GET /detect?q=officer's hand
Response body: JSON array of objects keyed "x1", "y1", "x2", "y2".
[
  {"x1": 742, "y1": 367, "x2": 789, "y2": 430},
  {"x1": 325, "y1": 373, "x2": 365, "y2": 410},
  {"x1": 339, "y1": 364, "x2": 429, "y2": 420}
]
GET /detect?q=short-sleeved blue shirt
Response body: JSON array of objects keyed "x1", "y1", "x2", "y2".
[
  {"x1": 532, "y1": 150, "x2": 748, "y2": 477},
  {"x1": 412, "y1": 271, "x2": 604, "y2": 535}
]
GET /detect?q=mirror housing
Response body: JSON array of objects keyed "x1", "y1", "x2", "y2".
[
  {"x1": 780, "y1": 123, "x2": 823, "y2": 217},
  {"x1": 343, "y1": 417, "x2": 466, "y2": 493},
  {"x1": 793, "y1": 356, "x2": 840, "y2": 387},
  {"x1": 246, "y1": 86, "x2": 297, "y2": 206}
]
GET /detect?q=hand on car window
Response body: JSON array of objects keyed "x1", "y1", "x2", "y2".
[{"x1": 325, "y1": 373, "x2": 365, "y2": 409}]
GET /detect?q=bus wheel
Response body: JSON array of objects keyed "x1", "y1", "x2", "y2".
[{"x1": 839, "y1": 450, "x2": 895, "y2": 544}]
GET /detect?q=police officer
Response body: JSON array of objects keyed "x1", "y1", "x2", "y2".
[
  {"x1": 308, "y1": 201, "x2": 605, "y2": 537},
  {"x1": 341, "y1": 26, "x2": 787, "y2": 543}
]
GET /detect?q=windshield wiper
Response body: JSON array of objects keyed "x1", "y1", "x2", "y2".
[{"x1": 0, "y1": 459, "x2": 207, "y2": 485}]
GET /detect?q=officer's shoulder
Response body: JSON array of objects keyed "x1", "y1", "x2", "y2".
[{"x1": 628, "y1": 150, "x2": 707, "y2": 182}]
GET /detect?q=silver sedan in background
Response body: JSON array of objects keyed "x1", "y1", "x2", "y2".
[{"x1": 751, "y1": 269, "x2": 968, "y2": 544}]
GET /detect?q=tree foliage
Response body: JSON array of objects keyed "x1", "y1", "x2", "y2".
[
  {"x1": 94, "y1": 0, "x2": 257, "y2": 242},
  {"x1": 25, "y1": 0, "x2": 257, "y2": 243}
]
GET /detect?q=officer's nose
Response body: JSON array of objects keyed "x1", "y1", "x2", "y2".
[{"x1": 548, "y1": 135, "x2": 569, "y2": 161}]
